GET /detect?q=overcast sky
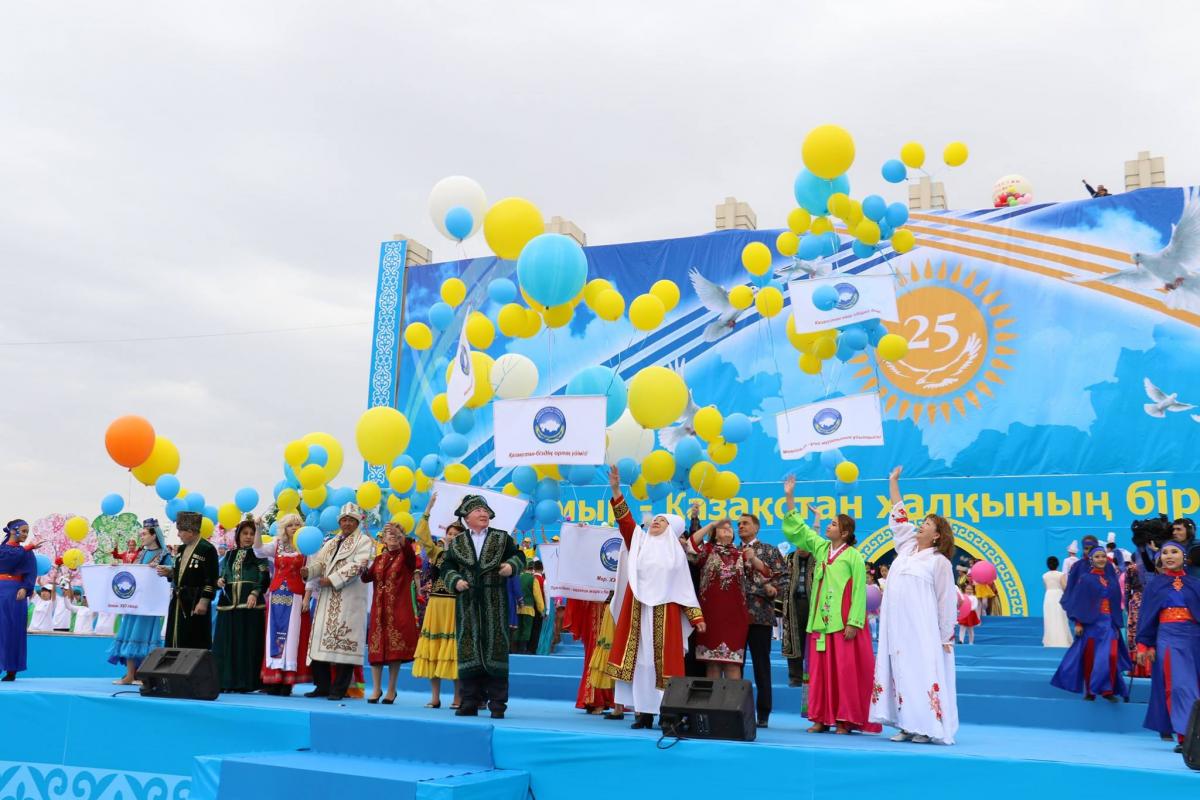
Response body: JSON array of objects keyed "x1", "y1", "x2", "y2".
[{"x1": 1, "y1": 1, "x2": 1196, "y2": 522}]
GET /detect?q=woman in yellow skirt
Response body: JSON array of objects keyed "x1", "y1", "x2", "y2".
[
  {"x1": 413, "y1": 493, "x2": 461, "y2": 709},
  {"x1": 590, "y1": 593, "x2": 625, "y2": 720}
]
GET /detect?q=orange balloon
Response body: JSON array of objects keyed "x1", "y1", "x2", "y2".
[{"x1": 105, "y1": 415, "x2": 156, "y2": 468}]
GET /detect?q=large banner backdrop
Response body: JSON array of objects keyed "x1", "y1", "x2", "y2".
[{"x1": 371, "y1": 187, "x2": 1200, "y2": 617}]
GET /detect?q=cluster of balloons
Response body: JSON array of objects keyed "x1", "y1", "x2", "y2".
[
  {"x1": 428, "y1": 176, "x2": 487, "y2": 243},
  {"x1": 991, "y1": 174, "x2": 1033, "y2": 208},
  {"x1": 785, "y1": 316, "x2": 908, "y2": 375},
  {"x1": 104, "y1": 415, "x2": 180, "y2": 487}
]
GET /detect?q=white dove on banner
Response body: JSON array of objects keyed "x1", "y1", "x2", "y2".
[
  {"x1": 1142, "y1": 377, "x2": 1194, "y2": 418},
  {"x1": 689, "y1": 269, "x2": 750, "y2": 342}
]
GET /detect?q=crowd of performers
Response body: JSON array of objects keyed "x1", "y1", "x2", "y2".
[{"x1": 0, "y1": 476, "x2": 1197, "y2": 752}]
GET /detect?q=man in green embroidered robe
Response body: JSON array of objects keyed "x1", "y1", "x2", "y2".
[{"x1": 442, "y1": 495, "x2": 525, "y2": 718}]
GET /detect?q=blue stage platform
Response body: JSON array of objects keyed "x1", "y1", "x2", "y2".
[{"x1": 3, "y1": 618, "x2": 1194, "y2": 799}]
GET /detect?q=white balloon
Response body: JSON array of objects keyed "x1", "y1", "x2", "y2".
[
  {"x1": 490, "y1": 353, "x2": 539, "y2": 399},
  {"x1": 604, "y1": 409, "x2": 655, "y2": 465},
  {"x1": 428, "y1": 176, "x2": 488, "y2": 241}
]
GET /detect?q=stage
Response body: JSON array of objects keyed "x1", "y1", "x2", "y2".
[{"x1": 3, "y1": 618, "x2": 1194, "y2": 799}]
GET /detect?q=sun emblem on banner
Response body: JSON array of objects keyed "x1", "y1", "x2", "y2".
[{"x1": 851, "y1": 260, "x2": 1018, "y2": 423}]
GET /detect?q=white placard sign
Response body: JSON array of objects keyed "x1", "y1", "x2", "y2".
[
  {"x1": 445, "y1": 306, "x2": 476, "y2": 420},
  {"x1": 549, "y1": 522, "x2": 623, "y2": 601},
  {"x1": 492, "y1": 395, "x2": 606, "y2": 466},
  {"x1": 427, "y1": 480, "x2": 529, "y2": 538},
  {"x1": 776, "y1": 391, "x2": 885, "y2": 460},
  {"x1": 788, "y1": 273, "x2": 899, "y2": 331},
  {"x1": 80, "y1": 564, "x2": 172, "y2": 616}
]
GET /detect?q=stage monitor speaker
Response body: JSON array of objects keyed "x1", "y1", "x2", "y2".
[
  {"x1": 136, "y1": 648, "x2": 219, "y2": 701},
  {"x1": 1183, "y1": 699, "x2": 1200, "y2": 770},
  {"x1": 659, "y1": 677, "x2": 756, "y2": 741}
]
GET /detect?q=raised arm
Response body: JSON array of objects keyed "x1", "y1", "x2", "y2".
[
  {"x1": 889, "y1": 465, "x2": 903, "y2": 506},
  {"x1": 608, "y1": 465, "x2": 636, "y2": 547},
  {"x1": 886, "y1": 466, "x2": 918, "y2": 552},
  {"x1": 781, "y1": 476, "x2": 824, "y2": 555}
]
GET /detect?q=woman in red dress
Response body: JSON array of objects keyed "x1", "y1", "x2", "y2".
[
  {"x1": 566, "y1": 598, "x2": 614, "y2": 713},
  {"x1": 260, "y1": 514, "x2": 312, "y2": 694},
  {"x1": 363, "y1": 522, "x2": 419, "y2": 703},
  {"x1": 687, "y1": 519, "x2": 769, "y2": 679}
]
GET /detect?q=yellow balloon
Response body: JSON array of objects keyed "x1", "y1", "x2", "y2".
[
  {"x1": 798, "y1": 353, "x2": 822, "y2": 374},
  {"x1": 741, "y1": 242, "x2": 771, "y2": 276},
  {"x1": 627, "y1": 366, "x2": 687, "y2": 430},
  {"x1": 497, "y1": 303, "x2": 526, "y2": 337},
  {"x1": 404, "y1": 322, "x2": 432, "y2": 350},
  {"x1": 299, "y1": 464, "x2": 325, "y2": 490},
  {"x1": 630, "y1": 476, "x2": 648, "y2": 501},
  {"x1": 856, "y1": 219, "x2": 881, "y2": 246},
  {"x1": 389, "y1": 466, "x2": 415, "y2": 494},
  {"x1": 835, "y1": 460, "x2": 860, "y2": 483},
  {"x1": 444, "y1": 463, "x2": 471, "y2": 484},
  {"x1": 542, "y1": 302, "x2": 573, "y2": 329},
  {"x1": 483, "y1": 197, "x2": 544, "y2": 260},
  {"x1": 463, "y1": 352, "x2": 495, "y2": 409},
  {"x1": 810, "y1": 216, "x2": 834, "y2": 236},
  {"x1": 63, "y1": 548, "x2": 85, "y2": 569},
  {"x1": 277, "y1": 488, "x2": 300, "y2": 513},
  {"x1": 415, "y1": 469, "x2": 433, "y2": 493},
  {"x1": 355, "y1": 406, "x2": 412, "y2": 467},
  {"x1": 877, "y1": 333, "x2": 909, "y2": 361},
  {"x1": 284, "y1": 440, "x2": 308, "y2": 468},
  {"x1": 650, "y1": 280, "x2": 680, "y2": 312},
  {"x1": 200, "y1": 518, "x2": 215, "y2": 539},
  {"x1": 534, "y1": 464, "x2": 563, "y2": 481},
  {"x1": 729, "y1": 285, "x2": 753, "y2": 310},
  {"x1": 502, "y1": 482, "x2": 520, "y2": 497},
  {"x1": 711, "y1": 471, "x2": 741, "y2": 501},
  {"x1": 827, "y1": 193, "x2": 851, "y2": 220},
  {"x1": 811, "y1": 333, "x2": 838, "y2": 360},
  {"x1": 441, "y1": 277, "x2": 467, "y2": 307},
  {"x1": 629, "y1": 294, "x2": 665, "y2": 331},
  {"x1": 688, "y1": 461, "x2": 716, "y2": 492},
  {"x1": 131, "y1": 437, "x2": 180, "y2": 486},
  {"x1": 641, "y1": 450, "x2": 675, "y2": 484},
  {"x1": 65, "y1": 516, "x2": 89, "y2": 542},
  {"x1": 520, "y1": 286, "x2": 548, "y2": 314},
  {"x1": 693, "y1": 406, "x2": 723, "y2": 442},
  {"x1": 892, "y1": 228, "x2": 915, "y2": 253},
  {"x1": 943, "y1": 141, "x2": 969, "y2": 167},
  {"x1": 520, "y1": 308, "x2": 543, "y2": 338},
  {"x1": 776, "y1": 231, "x2": 799, "y2": 257},
  {"x1": 787, "y1": 208, "x2": 812, "y2": 234},
  {"x1": 302, "y1": 486, "x2": 327, "y2": 508},
  {"x1": 594, "y1": 290, "x2": 625, "y2": 321},
  {"x1": 431, "y1": 393, "x2": 450, "y2": 423},
  {"x1": 465, "y1": 312, "x2": 495, "y2": 349},
  {"x1": 584, "y1": 278, "x2": 613, "y2": 309},
  {"x1": 900, "y1": 142, "x2": 925, "y2": 169},
  {"x1": 801, "y1": 124, "x2": 856, "y2": 180},
  {"x1": 392, "y1": 511, "x2": 415, "y2": 533},
  {"x1": 755, "y1": 286, "x2": 784, "y2": 318},
  {"x1": 301, "y1": 432, "x2": 343, "y2": 484},
  {"x1": 357, "y1": 481, "x2": 382, "y2": 509},
  {"x1": 708, "y1": 439, "x2": 737, "y2": 465},
  {"x1": 218, "y1": 502, "x2": 241, "y2": 530},
  {"x1": 386, "y1": 493, "x2": 404, "y2": 514}
]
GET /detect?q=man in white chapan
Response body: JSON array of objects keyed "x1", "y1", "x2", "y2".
[
  {"x1": 603, "y1": 466, "x2": 705, "y2": 730},
  {"x1": 301, "y1": 503, "x2": 374, "y2": 701},
  {"x1": 1062, "y1": 540, "x2": 1080, "y2": 575}
]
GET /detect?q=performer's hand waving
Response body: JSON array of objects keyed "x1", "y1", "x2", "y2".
[{"x1": 608, "y1": 464, "x2": 621, "y2": 495}]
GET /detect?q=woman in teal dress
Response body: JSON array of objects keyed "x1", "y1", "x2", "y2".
[
  {"x1": 213, "y1": 519, "x2": 271, "y2": 692},
  {"x1": 107, "y1": 519, "x2": 172, "y2": 685}
]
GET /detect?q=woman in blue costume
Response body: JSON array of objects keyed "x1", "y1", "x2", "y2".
[
  {"x1": 107, "y1": 519, "x2": 173, "y2": 685},
  {"x1": 1136, "y1": 541, "x2": 1200, "y2": 753},
  {"x1": 1051, "y1": 545, "x2": 1131, "y2": 702},
  {"x1": 0, "y1": 519, "x2": 37, "y2": 681}
]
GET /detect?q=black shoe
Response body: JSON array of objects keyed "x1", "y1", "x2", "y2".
[
  {"x1": 757, "y1": 719, "x2": 769, "y2": 729},
  {"x1": 455, "y1": 707, "x2": 479, "y2": 717},
  {"x1": 1174, "y1": 744, "x2": 1184, "y2": 754},
  {"x1": 603, "y1": 711, "x2": 625, "y2": 720},
  {"x1": 630, "y1": 713, "x2": 654, "y2": 729},
  {"x1": 367, "y1": 695, "x2": 381, "y2": 704},
  {"x1": 1, "y1": 671, "x2": 15, "y2": 682},
  {"x1": 327, "y1": 694, "x2": 345, "y2": 701},
  {"x1": 490, "y1": 711, "x2": 505, "y2": 719},
  {"x1": 303, "y1": 689, "x2": 328, "y2": 698}
]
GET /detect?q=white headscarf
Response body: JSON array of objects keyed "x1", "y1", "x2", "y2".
[{"x1": 624, "y1": 513, "x2": 699, "y2": 609}]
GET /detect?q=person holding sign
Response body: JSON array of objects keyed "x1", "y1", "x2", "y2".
[
  {"x1": 604, "y1": 466, "x2": 705, "y2": 730},
  {"x1": 442, "y1": 495, "x2": 526, "y2": 719},
  {"x1": 0, "y1": 521, "x2": 36, "y2": 681},
  {"x1": 105, "y1": 519, "x2": 171, "y2": 684},
  {"x1": 157, "y1": 511, "x2": 219, "y2": 651}
]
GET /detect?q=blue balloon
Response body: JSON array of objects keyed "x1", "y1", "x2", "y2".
[
  {"x1": 295, "y1": 525, "x2": 324, "y2": 556},
  {"x1": 798, "y1": 233, "x2": 824, "y2": 261},
  {"x1": 165, "y1": 497, "x2": 186, "y2": 522},
  {"x1": 487, "y1": 278, "x2": 518, "y2": 306},
  {"x1": 566, "y1": 366, "x2": 628, "y2": 426},
  {"x1": 516, "y1": 233, "x2": 588, "y2": 308},
  {"x1": 722, "y1": 413, "x2": 752, "y2": 444},
  {"x1": 862, "y1": 195, "x2": 887, "y2": 222},
  {"x1": 185, "y1": 493, "x2": 205, "y2": 513},
  {"x1": 155, "y1": 474, "x2": 181, "y2": 501},
  {"x1": 840, "y1": 327, "x2": 869, "y2": 351},
  {"x1": 881, "y1": 159, "x2": 907, "y2": 184},
  {"x1": 534, "y1": 499, "x2": 561, "y2": 525},
  {"x1": 202, "y1": 505, "x2": 218, "y2": 524},
  {"x1": 318, "y1": 506, "x2": 340, "y2": 533},
  {"x1": 444, "y1": 205, "x2": 473, "y2": 241},
  {"x1": 793, "y1": 169, "x2": 851, "y2": 216},
  {"x1": 867, "y1": 319, "x2": 888, "y2": 346},
  {"x1": 393, "y1": 454, "x2": 416, "y2": 471},
  {"x1": 306, "y1": 444, "x2": 328, "y2": 467},
  {"x1": 835, "y1": 339, "x2": 856, "y2": 362},
  {"x1": 428, "y1": 301, "x2": 455, "y2": 330},
  {"x1": 268, "y1": 521, "x2": 278, "y2": 538},
  {"x1": 283, "y1": 463, "x2": 300, "y2": 489},
  {"x1": 617, "y1": 457, "x2": 640, "y2": 484},
  {"x1": 512, "y1": 466, "x2": 538, "y2": 494},
  {"x1": 820, "y1": 232, "x2": 841, "y2": 257},
  {"x1": 750, "y1": 269, "x2": 774, "y2": 288},
  {"x1": 420, "y1": 453, "x2": 444, "y2": 478},
  {"x1": 878, "y1": 221, "x2": 894, "y2": 241},
  {"x1": 674, "y1": 436, "x2": 703, "y2": 469},
  {"x1": 516, "y1": 504, "x2": 536, "y2": 531},
  {"x1": 851, "y1": 240, "x2": 876, "y2": 260},
  {"x1": 812, "y1": 285, "x2": 839, "y2": 311},
  {"x1": 819, "y1": 449, "x2": 844, "y2": 469},
  {"x1": 35, "y1": 553, "x2": 51, "y2": 576},
  {"x1": 330, "y1": 487, "x2": 356, "y2": 508},
  {"x1": 234, "y1": 487, "x2": 259, "y2": 513},
  {"x1": 566, "y1": 465, "x2": 597, "y2": 486},
  {"x1": 440, "y1": 432, "x2": 469, "y2": 459},
  {"x1": 535, "y1": 478, "x2": 561, "y2": 502},
  {"x1": 885, "y1": 202, "x2": 909, "y2": 228},
  {"x1": 305, "y1": 511, "x2": 320, "y2": 527},
  {"x1": 100, "y1": 493, "x2": 124, "y2": 517},
  {"x1": 647, "y1": 482, "x2": 671, "y2": 502},
  {"x1": 273, "y1": 480, "x2": 289, "y2": 499},
  {"x1": 450, "y1": 408, "x2": 475, "y2": 434}
]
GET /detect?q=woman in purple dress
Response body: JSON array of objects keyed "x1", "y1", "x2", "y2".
[{"x1": 0, "y1": 520, "x2": 37, "y2": 681}]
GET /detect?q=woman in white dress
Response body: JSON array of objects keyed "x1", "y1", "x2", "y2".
[
  {"x1": 871, "y1": 466, "x2": 960, "y2": 745},
  {"x1": 1041, "y1": 556, "x2": 1072, "y2": 647}
]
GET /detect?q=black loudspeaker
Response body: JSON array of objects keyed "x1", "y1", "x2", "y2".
[
  {"x1": 136, "y1": 648, "x2": 220, "y2": 701},
  {"x1": 659, "y1": 677, "x2": 756, "y2": 741},
  {"x1": 1183, "y1": 699, "x2": 1200, "y2": 770}
]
